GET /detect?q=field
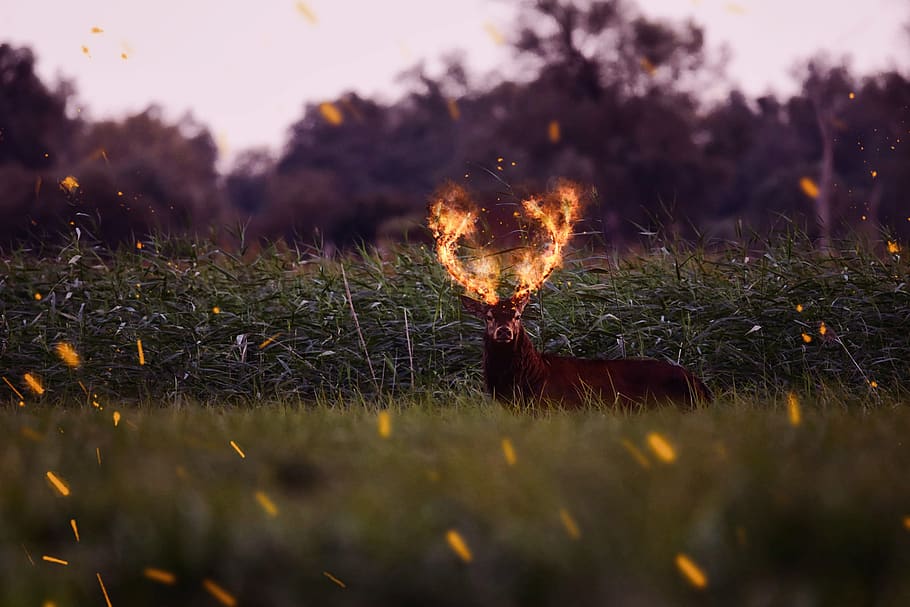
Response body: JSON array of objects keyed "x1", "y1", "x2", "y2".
[{"x1": 2, "y1": 232, "x2": 909, "y2": 605}]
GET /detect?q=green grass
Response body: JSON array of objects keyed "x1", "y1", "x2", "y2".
[
  {"x1": 2, "y1": 397, "x2": 910, "y2": 606},
  {"x1": 1, "y1": 232, "x2": 909, "y2": 604}
]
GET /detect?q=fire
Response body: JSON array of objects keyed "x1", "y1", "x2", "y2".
[
  {"x1": 428, "y1": 183, "x2": 500, "y2": 304},
  {"x1": 429, "y1": 181, "x2": 581, "y2": 302}
]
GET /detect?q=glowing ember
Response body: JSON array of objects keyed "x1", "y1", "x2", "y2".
[
  {"x1": 3, "y1": 376, "x2": 25, "y2": 402},
  {"x1": 445, "y1": 529, "x2": 473, "y2": 562},
  {"x1": 323, "y1": 571, "x2": 347, "y2": 588},
  {"x1": 548, "y1": 120, "x2": 561, "y2": 143},
  {"x1": 259, "y1": 332, "x2": 281, "y2": 349},
  {"x1": 559, "y1": 507, "x2": 581, "y2": 539},
  {"x1": 795, "y1": 304, "x2": 803, "y2": 313},
  {"x1": 428, "y1": 183, "x2": 500, "y2": 304},
  {"x1": 483, "y1": 22, "x2": 504, "y2": 45},
  {"x1": 97, "y1": 573, "x2": 112, "y2": 607},
  {"x1": 47, "y1": 471, "x2": 70, "y2": 496},
  {"x1": 113, "y1": 411, "x2": 121, "y2": 427},
  {"x1": 24, "y1": 373, "x2": 44, "y2": 395},
  {"x1": 447, "y1": 98, "x2": 460, "y2": 121},
  {"x1": 91, "y1": 26, "x2": 104, "y2": 34},
  {"x1": 645, "y1": 432, "x2": 676, "y2": 463},
  {"x1": 144, "y1": 568, "x2": 177, "y2": 585},
  {"x1": 377, "y1": 411, "x2": 391, "y2": 438},
  {"x1": 230, "y1": 440, "x2": 246, "y2": 458},
  {"x1": 255, "y1": 491, "x2": 279, "y2": 517},
  {"x1": 801, "y1": 333, "x2": 813, "y2": 344},
  {"x1": 513, "y1": 183, "x2": 581, "y2": 299},
  {"x1": 887, "y1": 241, "x2": 900, "y2": 254},
  {"x1": 798, "y1": 177, "x2": 819, "y2": 199},
  {"x1": 295, "y1": 1, "x2": 318, "y2": 24},
  {"x1": 42, "y1": 555, "x2": 68, "y2": 566},
  {"x1": 620, "y1": 438, "x2": 651, "y2": 469},
  {"x1": 501, "y1": 437, "x2": 517, "y2": 466},
  {"x1": 212, "y1": 306, "x2": 221, "y2": 314},
  {"x1": 81, "y1": 45, "x2": 91, "y2": 57},
  {"x1": 137, "y1": 339, "x2": 145, "y2": 365},
  {"x1": 787, "y1": 392, "x2": 801, "y2": 427},
  {"x1": 70, "y1": 519, "x2": 80, "y2": 542},
  {"x1": 319, "y1": 102, "x2": 343, "y2": 125},
  {"x1": 203, "y1": 579, "x2": 237, "y2": 606},
  {"x1": 54, "y1": 343, "x2": 81, "y2": 368},
  {"x1": 819, "y1": 321, "x2": 828, "y2": 336},
  {"x1": 675, "y1": 553, "x2": 708, "y2": 588},
  {"x1": 34, "y1": 292, "x2": 42, "y2": 300}
]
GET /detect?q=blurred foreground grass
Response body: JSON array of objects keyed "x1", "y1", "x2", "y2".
[{"x1": 2, "y1": 395, "x2": 910, "y2": 606}]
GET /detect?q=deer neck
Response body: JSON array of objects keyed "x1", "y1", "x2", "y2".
[{"x1": 483, "y1": 325, "x2": 548, "y2": 398}]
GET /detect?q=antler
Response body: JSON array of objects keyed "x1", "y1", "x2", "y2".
[
  {"x1": 428, "y1": 183, "x2": 501, "y2": 304},
  {"x1": 513, "y1": 181, "x2": 581, "y2": 299}
]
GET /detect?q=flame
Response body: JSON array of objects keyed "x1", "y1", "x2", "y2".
[
  {"x1": 428, "y1": 183, "x2": 500, "y2": 304},
  {"x1": 514, "y1": 182, "x2": 581, "y2": 299}
]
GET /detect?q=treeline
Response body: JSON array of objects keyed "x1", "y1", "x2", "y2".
[{"x1": 1, "y1": 0, "x2": 908, "y2": 250}]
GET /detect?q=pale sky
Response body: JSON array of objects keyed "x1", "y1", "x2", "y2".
[{"x1": 3, "y1": 0, "x2": 907, "y2": 165}]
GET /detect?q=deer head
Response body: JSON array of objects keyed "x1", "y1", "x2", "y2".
[
  {"x1": 461, "y1": 293, "x2": 530, "y2": 344},
  {"x1": 428, "y1": 180, "x2": 581, "y2": 305}
]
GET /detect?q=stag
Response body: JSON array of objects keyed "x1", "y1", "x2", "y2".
[{"x1": 429, "y1": 181, "x2": 710, "y2": 409}]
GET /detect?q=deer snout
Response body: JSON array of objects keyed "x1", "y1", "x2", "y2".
[{"x1": 493, "y1": 326, "x2": 514, "y2": 342}]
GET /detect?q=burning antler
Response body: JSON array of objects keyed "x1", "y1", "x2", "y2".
[
  {"x1": 428, "y1": 180, "x2": 581, "y2": 302},
  {"x1": 428, "y1": 183, "x2": 501, "y2": 304}
]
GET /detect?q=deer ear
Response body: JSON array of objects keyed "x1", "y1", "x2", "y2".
[
  {"x1": 513, "y1": 293, "x2": 530, "y2": 313},
  {"x1": 461, "y1": 295, "x2": 486, "y2": 317}
]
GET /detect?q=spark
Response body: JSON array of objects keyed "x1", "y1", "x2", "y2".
[
  {"x1": 3, "y1": 376, "x2": 25, "y2": 402},
  {"x1": 795, "y1": 304, "x2": 803, "y2": 313},
  {"x1": 230, "y1": 440, "x2": 246, "y2": 458},
  {"x1": 445, "y1": 529, "x2": 473, "y2": 562},
  {"x1": 447, "y1": 98, "x2": 460, "y2": 121},
  {"x1": 295, "y1": 1, "x2": 318, "y2": 24},
  {"x1": 259, "y1": 332, "x2": 281, "y2": 349},
  {"x1": 501, "y1": 437, "x2": 517, "y2": 466},
  {"x1": 801, "y1": 333, "x2": 813, "y2": 343},
  {"x1": 548, "y1": 120, "x2": 561, "y2": 143},
  {"x1": 113, "y1": 411, "x2": 121, "y2": 427},
  {"x1": 887, "y1": 241, "x2": 900, "y2": 254},
  {"x1": 137, "y1": 339, "x2": 145, "y2": 365},
  {"x1": 819, "y1": 321, "x2": 828, "y2": 336},
  {"x1": 81, "y1": 45, "x2": 91, "y2": 58},
  {"x1": 47, "y1": 471, "x2": 70, "y2": 496},
  {"x1": 786, "y1": 392, "x2": 801, "y2": 427},
  {"x1": 675, "y1": 553, "x2": 708, "y2": 588},
  {"x1": 97, "y1": 573, "x2": 112, "y2": 607},
  {"x1": 42, "y1": 555, "x2": 68, "y2": 566},
  {"x1": 871, "y1": 170, "x2": 878, "y2": 178},
  {"x1": 96, "y1": 447, "x2": 102, "y2": 465},
  {"x1": 255, "y1": 491, "x2": 279, "y2": 517},
  {"x1": 559, "y1": 508, "x2": 581, "y2": 539},
  {"x1": 91, "y1": 26, "x2": 104, "y2": 34},
  {"x1": 319, "y1": 102, "x2": 344, "y2": 125},
  {"x1": 70, "y1": 519, "x2": 80, "y2": 542},
  {"x1": 24, "y1": 373, "x2": 45, "y2": 395},
  {"x1": 869, "y1": 380, "x2": 879, "y2": 389},
  {"x1": 143, "y1": 568, "x2": 177, "y2": 585},
  {"x1": 202, "y1": 579, "x2": 237, "y2": 606},
  {"x1": 798, "y1": 177, "x2": 819, "y2": 199},
  {"x1": 55, "y1": 343, "x2": 81, "y2": 368},
  {"x1": 645, "y1": 432, "x2": 676, "y2": 463},
  {"x1": 484, "y1": 22, "x2": 504, "y2": 45},
  {"x1": 849, "y1": 92, "x2": 856, "y2": 99},
  {"x1": 212, "y1": 306, "x2": 221, "y2": 314},
  {"x1": 620, "y1": 439, "x2": 651, "y2": 468},
  {"x1": 377, "y1": 411, "x2": 391, "y2": 438},
  {"x1": 34, "y1": 292, "x2": 42, "y2": 300},
  {"x1": 135, "y1": 241, "x2": 143, "y2": 250},
  {"x1": 323, "y1": 571, "x2": 346, "y2": 588}
]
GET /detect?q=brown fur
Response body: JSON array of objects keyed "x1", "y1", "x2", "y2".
[{"x1": 463, "y1": 294, "x2": 711, "y2": 409}]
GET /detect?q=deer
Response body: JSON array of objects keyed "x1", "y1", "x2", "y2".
[{"x1": 428, "y1": 180, "x2": 710, "y2": 409}]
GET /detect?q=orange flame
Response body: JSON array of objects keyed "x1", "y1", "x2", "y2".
[{"x1": 428, "y1": 183, "x2": 500, "y2": 304}]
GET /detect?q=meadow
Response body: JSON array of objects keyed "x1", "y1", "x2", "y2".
[{"x1": 1, "y1": 230, "x2": 909, "y2": 605}]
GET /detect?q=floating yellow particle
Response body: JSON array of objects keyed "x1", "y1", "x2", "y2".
[
  {"x1": 24, "y1": 373, "x2": 45, "y2": 395},
  {"x1": 259, "y1": 332, "x2": 281, "y2": 349},
  {"x1": 81, "y1": 46, "x2": 91, "y2": 57},
  {"x1": 849, "y1": 92, "x2": 856, "y2": 100},
  {"x1": 675, "y1": 553, "x2": 708, "y2": 588},
  {"x1": 559, "y1": 508, "x2": 581, "y2": 539},
  {"x1": 113, "y1": 411, "x2": 121, "y2": 427},
  {"x1": 484, "y1": 22, "x2": 504, "y2": 45},
  {"x1": 818, "y1": 321, "x2": 827, "y2": 336},
  {"x1": 144, "y1": 567, "x2": 177, "y2": 585},
  {"x1": 70, "y1": 519, "x2": 80, "y2": 542},
  {"x1": 96, "y1": 573, "x2": 112, "y2": 607},
  {"x1": 646, "y1": 432, "x2": 676, "y2": 463},
  {"x1": 96, "y1": 447, "x2": 102, "y2": 465},
  {"x1": 871, "y1": 170, "x2": 878, "y2": 178},
  {"x1": 55, "y1": 343, "x2": 81, "y2": 368},
  {"x1": 137, "y1": 339, "x2": 145, "y2": 365},
  {"x1": 319, "y1": 102, "x2": 343, "y2": 125},
  {"x1": 323, "y1": 571, "x2": 346, "y2": 588},
  {"x1": 446, "y1": 529, "x2": 473, "y2": 562},
  {"x1": 501, "y1": 437, "x2": 517, "y2": 466},
  {"x1": 620, "y1": 439, "x2": 651, "y2": 469},
  {"x1": 47, "y1": 471, "x2": 70, "y2": 496},
  {"x1": 42, "y1": 555, "x2": 68, "y2": 566},
  {"x1": 377, "y1": 411, "x2": 391, "y2": 438},
  {"x1": 230, "y1": 440, "x2": 246, "y2": 458},
  {"x1": 869, "y1": 380, "x2": 879, "y2": 389},
  {"x1": 136, "y1": 241, "x2": 143, "y2": 249},
  {"x1": 548, "y1": 120, "x2": 561, "y2": 143},
  {"x1": 34, "y1": 292, "x2": 42, "y2": 300},
  {"x1": 202, "y1": 579, "x2": 237, "y2": 606},
  {"x1": 4, "y1": 376, "x2": 25, "y2": 401},
  {"x1": 212, "y1": 306, "x2": 221, "y2": 314},
  {"x1": 795, "y1": 303, "x2": 803, "y2": 313},
  {"x1": 91, "y1": 26, "x2": 104, "y2": 34},
  {"x1": 724, "y1": 2, "x2": 746, "y2": 14},
  {"x1": 786, "y1": 392, "x2": 801, "y2": 427},
  {"x1": 801, "y1": 333, "x2": 812, "y2": 343},
  {"x1": 295, "y1": 1, "x2": 318, "y2": 24},
  {"x1": 447, "y1": 98, "x2": 460, "y2": 121},
  {"x1": 887, "y1": 241, "x2": 900, "y2": 254},
  {"x1": 798, "y1": 177, "x2": 819, "y2": 199},
  {"x1": 255, "y1": 491, "x2": 278, "y2": 517}
]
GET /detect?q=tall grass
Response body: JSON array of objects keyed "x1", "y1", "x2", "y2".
[{"x1": 1, "y1": 230, "x2": 908, "y2": 404}]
